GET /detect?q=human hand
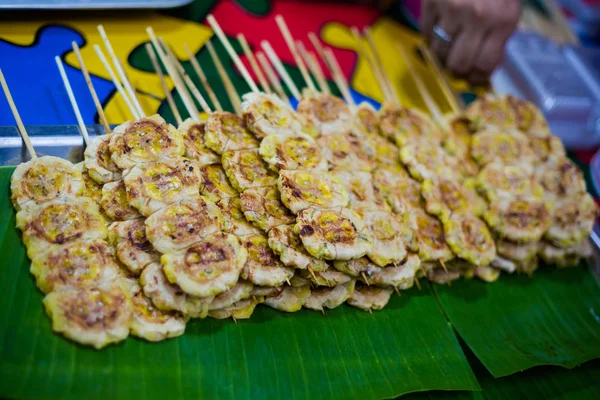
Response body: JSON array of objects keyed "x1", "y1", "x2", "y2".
[{"x1": 421, "y1": 0, "x2": 521, "y2": 85}]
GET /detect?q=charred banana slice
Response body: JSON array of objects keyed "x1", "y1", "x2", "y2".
[
  {"x1": 209, "y1": 296, "x2": 264, "y2": 320},
  {"x1": 372, "y1": 165, "x2": 423, "y2": 214},
  {"x1": 259, "y1": 132, "x2": 327, "y2": 171},
  {"x1": 108, "y1": 219, "x2": 160, "y2": 274},
  {"x1": 264, "y1": 285, "x2": 311, "y2": 312},
  {"x1": 400, "y1": 139, "x2": 459, "y2": 181},
  {"x1": 278, "y1": 170, "x2": 349, "y2": 213},
  {"x1": 124, "y1": 158, "x2": 201, "y2": 217},
  {"x1": 178, "y1": 118, "x2": 220, "y2": 166},
  {"x1": 198, "y1": 163, "x2": 239, "y2": 202},
  {"x1": 162, "y1": 232, "x2": 247, "y2": 298},
  {"x1": 353, "y1": 102, "x2": 379, "y2": 137},
  {"x1": 109, "y1": 115, "x2": 184, "y2": 169},
  {"x1": 470, "y1": 130, "x2": 536, "y2": 166},
  {"x1": 535, "y1": 158, "x2": 587, "y2": 203},
  {"x1": 43, "y1": 285, "x2": 132, "y2": 349},
  {"x1": 539, "y1": 240, "x2": 592, "y2": 268},
  {"x1": 362, "y1": 253, "x2": 422, "y2": 289},
  {"x1": 240, "y1": 186, "x2": 296, "y2": 232},
  {"x1": 101, "y1": 180, "x2": 141, "y2": 221},
  {"x1": 303, "y1": 267, "x2": 352, "y2": 287},
  {"x1": 484, "y1": 197, "x2": 551, "y2": 242},
  {"x1": 242, "y1": 92, "x2": 303, "y2": 137},
  {"x1": 362, "y1": 210, "x2": 409, "y2": 267},
  {"x1": 267, "y1": 224, "x2": 329, "y2": 272},
  {"x1": 295, "y1": 207, "x2": 373, "y2": 261},
  {"x1": 529, "y1": 135, "x2": 565, "y2": 163},
  {"x1": 84, "y1": 134, "x2": 122, "y2": 184},
  {"x1": 370, "y1": 133, "x2": 401, "y2": 167},
  {"x1": 477, "y1": 162, "x2": 543, "y2": 201},
  {"x1": 347, "y1": 284, "x2": 393, "y2": 312},
  {"x1": 317, "y1": 130, "x2": 376, "y2": 172},
  {"x1": 408, "y1": 209, "x2": 454, "y2": 262},
  {"x1": 421, "y1": 178, "x2": 472, "y2": 220},
  {"x1": 296, "y1": 91, "x2": 354, "y2": 136},
  {"x1": 465, "y1": 95, "x2": 516, "y2": 131},
  {"x1": 145, "y1": 197, "x2": 223, "y2": 253},
  {"x1": 443, "y1": 213, "x2": 496, "y2": 267},
  {"x1": 496, "y1": 238, "x2": 539, "y2": 262},
  {"x1": 441, "y1": 115, "x2": 476, "y2": 160},
  {"x1": 303, "y1": 280, "x2": 356, "y2": 312},
  {"x1": 216, "y1": 196, "x2": 262, "y2": 236},
  {"x1": 209, "y1": 280, "x2": 254, "y2": 311},
  {"x1": 240, "y1": 234, "x2": 295, "y2": 287},
  {"x1": 222, "y1": 148, "x2": 278, "y2": 191},
  {"x1": 77, "y1": 162, "x2": 103, "y2": 202},
  {"x1": 545, "y1": 193, "x2": 596, "y2": 247},
  {"x1": 379, "y1": 105, "x2": 441, "y2": 147},
  {"x1": 11, "y1": 156, "x2": 83, "y2": 212},
  {"x1": 30, "y1": 239, "x2": 120, "y2": 294},
  {"x1": 504, "y1": 95, "x2": 550, "y2": 136},
  {"x1": 17, "y1": 197, "x2": 107, "y2": 259},
  {"x1": 205, "y1": 111, "x2": 259, "y2": 154},
  {"x1": 140, "y1": 262, "x2": 213, "y2": 318},
  {"x1": 333, "y1": 170, "x2": 382, "y2": 213}
]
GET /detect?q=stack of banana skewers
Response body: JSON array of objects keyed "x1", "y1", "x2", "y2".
[{"x1": 2, "y1": 16, "x2": 596, "y2": 350}]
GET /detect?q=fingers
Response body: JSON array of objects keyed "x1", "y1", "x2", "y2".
[
  {"x1": 446, "y1": 28, "x2": 486, "y2": 78},
  {"x1": 420, "y1": 0, "x2": 439, "y2": 43}
]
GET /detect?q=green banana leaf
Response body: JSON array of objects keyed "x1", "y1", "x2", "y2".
[
  {"x1": 434, "y1": 266, "x2": 600, "y2": 378},
  {"x1": 0, "y1": 166, "x2": 479, "y2": 399}
]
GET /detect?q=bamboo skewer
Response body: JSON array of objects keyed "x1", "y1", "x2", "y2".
[
  {"x1": 145, "y1": 43, "x2": 183, "y2": 125},
  {"x1": 94, "y1": 45, "x2": 140, "y2": 120},
  {"x1": 350, "y1": 27, "x2": 392, "y2": 104},
  {"x1": 147, "y1": 27, "x2": 201, "y2": 122},
  {"x1": 364, "y1": 27, "x2": 400, "y2": 106},
  {"x1": 0, "y1": 69, "x2": 37, "y2": 158},
  {"x1": 206, "y1": 15, "x2": 260, "y2": 94},
  {"x1": 418, "y1": 44, "x2": 462, "y2": 113},
  {"x1": 55, "y1": 56, "x2": 91, "y2": 146},
  {"x1": 323, "y1": 48, "x2": 355, "y2": 106},
  {"x1": 296, "y1": 40, "x2": 329, "y2": 94},
  {"x1": 261, "y1": 40, "x2": 301, "y2": 100},
  {"x1": 275, "y1": 15, "x2": 316, "y2": 91},
  {"x1": 256, "y1": 51, "x2": 288, "y2": 101},
  {"x1": 72, "y1": 42, "x2": 111, "y2": 133},
  {"x1": 206, "y1": 40, "x2": 242, "y2": 115},
  {"x1": 160, "y1": 38, "x2": 212, "y2": 114},
  {"x1": 397, "y1": 44, "x2": 443, "y2": 122},
  {"x1": 237, "y1": 34, "x2": 271, "y2": 94},
  {"x1": 184, "y1": 43, "x2": 223, "y2": 112},
  {"x1": 97, "y1": 25, "x2": 145, "y2": 118}
]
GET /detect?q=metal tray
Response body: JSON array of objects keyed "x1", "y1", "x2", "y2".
[{"x1": 0, "y1": 0, "x2": 193, "y2": 9}]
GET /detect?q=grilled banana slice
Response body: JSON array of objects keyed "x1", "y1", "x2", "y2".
[
  {"x1": 222, "y1": 148, "x2": 278, "y2": 191},
  {"x1": 123, "y1": 158, "x2": 201, "y2": 217},
  {"x1": 408, "y1": 209, "x2": 454, "y2": 262},
  {"x1": 370, "y1": 133, "x2": 401, "y2": 167},
  {"x1": 198, "y1": 163, "x2": 239, "y2": 202},
  {"x1": 259, "y1": 132, "x2": 327, "y2": 171},
  {"x1": 303, "y1": 267, "x2": 352, "y2": 287},
  {"x1": 372, "y1": 165, "x2": 423, "y2": 214},
  {"x1": 296, "y1": 91, "x2": 354, "y2": 136},
  {"x1": 209, "y1": 296, "x2": 264, "y2": 320},
  {"x1": 504, "y1": 95, "x2": 550, "y2": 136},
  {"x1": 529, "y1": 135, "x2": 565, "y2": 163},
  {"x1": 545, "y1": 193, "x2": 596, "y2": 247},
  {"x1": 17, "y1": 197, "x2": 107, "y2": 259},
  {"x1": 126, "y1": 280, "x2": 187, "y2": 342},
  {"x1": 317, "y1": 130, "x2": 376, "y2": 172},
  {"x1": 353, "y1": 102, "x2": 379, "y2": 137},
  {"x1": 145, "y1": 197, "x2": 223, "y2": 253},
  {"x1": 357, "y1": 253, "x2": 421, "y2": 289},
  {"x1": 421, "y1": 178, "x2": 473, "y2": 221},
  {"x1": 426, "y1": 265, "x2": 462, "y2": 284},
  {"x1": 108, "y1": 219, "x2": 160, "y2": 274},
  {"x1": 304, "y1": 280, "x2": 356, "y2": 312},
  {"x1": 43, "y1": 285, "x2": 132, "y2": 349},
  {"x1": 278, "y1": 170, "x2": 349, "y2": 213},
  {"x1": 347, "y1": 284, "x2": 393, "y2": 311},
  {"x1": 400, "y1": 139, "x2": 459, "y2": 181},
  {"x1": 242, "y1": 92, "x2": 303, "y2": 137},
  {"x1": 535, "y1": 158, "x2": 587, "y2": 203},
  {"x1": 216, "y1": 196, "x2": 262, "y2": 236},
  {"x1": 84, "y1": 134, "x2": 122, "y2": 184},
  {"x1": 240, "y1": 186, "x2": 296, "y2": 232},
  {"x1": 379, "y1": 105, "x2": 441, "y2": 147},
  {"x1": 465, "y1": 95, "x2": 516, "y2": 131},
  {"x1": 484, "y1": 197, "x2": 551, "y2": 242},
  {"x1": 209, "y1": 280, "x2": 254, "y2": 310},
  {"x1": 140, "y1": 262, "x2": 213, "y2": 318},
  {"x1": 109, "y1": 115, "x2": 184, "y2": 169},
  {"x1": 477, "y1": 162, "x2": 543, "y2": 201},
  {"x1": 474, "y1": 265, "x2": 501, "y2": 282},
  {"x1": 162, "y1": 232, "x2": 247, "y2": 298},
  {"x1": 471, "y1": 130, "x2": 536, "y2": 166},
  {"x1": 30, "y1": 239, "x2": 120, "y2": 294},
  {"x1": 496, "y1": 238, "x2": 539, "y2": 262},
  {"x1": 362, "y1": 210, "x2": 409, "y2": 267},
  {"x1": 333, "y1": 170, "x2": 382, "y2": 213},
  {"x1": 333, "y1": 256, "x2": 381, "y2": 278},
  {"x1": 267, "y1": 224, "x2": 329, "y2": 272},
  {"x1": 77, "y1": 162, "x2": 103, "y2": 202},
  {"x1": 11, "y1": 156, "x2": 83, "y2": 212},
  {"x1": 101, "y1": 180, "x2": 141, "y2": 221},
  {"x1": 441, "y1": 115, "x2": 476, "y2": 160},
  {"x1": 539, "y1": 240, "x2": 592, "y2": 268},
  {"x1": 178, "y1": 118, "x2": 220, "y2": 166},
  {"x1": 295, "y1": 207, "x2": 373, "y2": 260},
  {"x1": 443, "y1": 213, "x2": 496, "y2": 267},
  {"x1": 264, "y1": 285, "x2": 311, "y2": 312},
  {"x1": 205, "y1": 111, "x2": 259, "y2": 154},
  {"x1": 241, "y1": 234, "x2": 295, "y2": 287}
]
